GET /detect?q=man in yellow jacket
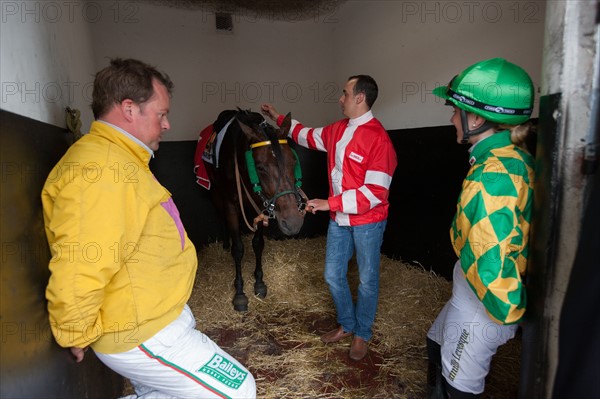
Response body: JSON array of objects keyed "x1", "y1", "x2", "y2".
[{"x1": 42, "y1": 58, "x2": 255, "y2": 399}]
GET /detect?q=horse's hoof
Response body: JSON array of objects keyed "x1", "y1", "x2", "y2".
[
  {"x1": 254, "y1": 282, "x2": 267, "y2": 299},
  {"x1": 233, "y1": 294, "x2": 248, "y2": 312}
]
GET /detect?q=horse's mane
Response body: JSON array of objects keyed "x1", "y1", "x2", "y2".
[
  {"x1": 213, "y1": 109, "x2": 238, "y2": 133},
  {"x1": 217, "y1": 109, "x2": 286, "y2": 169}
]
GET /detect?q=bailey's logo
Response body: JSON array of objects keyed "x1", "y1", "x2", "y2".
[{"x1": 199, "y1": 354, "x2": 248, "y2": 389}]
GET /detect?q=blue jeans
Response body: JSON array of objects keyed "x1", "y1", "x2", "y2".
[{"x1": 324, "y1": 219, "x2": 387, "y2": 341}]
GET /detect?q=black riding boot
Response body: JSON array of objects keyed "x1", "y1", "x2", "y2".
[
  {"x1": 445, "y1": 381, "x2": 481, "y2": 399},
  {"x1": 426, "y1": 338, "x2": 447, "y2": 399}
]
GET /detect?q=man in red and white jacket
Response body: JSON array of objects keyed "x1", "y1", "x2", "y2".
[{"x1": 262, "y1": 75, "x2": 397, "y2": 361}]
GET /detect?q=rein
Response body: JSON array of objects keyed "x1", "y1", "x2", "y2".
[{"x1": 234, "y1": 152, "x2": 262, "y2": 232}]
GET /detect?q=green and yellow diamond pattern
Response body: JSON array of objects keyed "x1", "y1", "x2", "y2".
[{"x1": 450, "y1": 131, "x2": 535, "y2": 325}]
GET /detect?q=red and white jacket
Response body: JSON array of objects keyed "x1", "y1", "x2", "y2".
[{"x1": 278, "y1": 111, "x2": 397, "y2": 226}]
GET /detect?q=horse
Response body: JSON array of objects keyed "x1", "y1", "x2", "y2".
[{"x1": 196, "y1": 109, "x2": 307, "y2": 311}]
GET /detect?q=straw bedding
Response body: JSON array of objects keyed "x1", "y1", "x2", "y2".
[
  {"x1": 125, "y1": 235, "x2": 521, "y2": 398},
  {"x1": 190, "y1": 236, "x2": 520, "y2": 398}
]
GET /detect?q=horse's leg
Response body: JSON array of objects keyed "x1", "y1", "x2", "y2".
[
  {"x1": 231, "y1": 233, "x2": 248, "y2": 311},
  {"x1": 225, "y1": 210, "x2": 248, "y2": 312},
  {"x1": 209, "y1": 189, "x2": 231, "y2": 251},
  {"x1": 252, "y1": 224, "x2": 267, "y2": 298},
  {"x1": 222, "y1": 223, "x2": 231, "y2": 251}
]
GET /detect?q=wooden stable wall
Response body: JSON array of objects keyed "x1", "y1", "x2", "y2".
[{"x1": 0, "y1": 110, "x2": 123, "y2": 398}]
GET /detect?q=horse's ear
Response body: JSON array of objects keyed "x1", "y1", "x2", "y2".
[
  {"x1": 236, "y1": 118, "x2": 262, "y2": 142},
  {"x1": 279, "y1": 112, "x2": 292, "y2": 137}
]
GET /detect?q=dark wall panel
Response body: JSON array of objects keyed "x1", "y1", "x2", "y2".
[
  {"x1": 0, "y1": 110, "x2": 123, "y2": 398},
  {"x1": 519, "y1": 94, "x2": 561, "y2": 399},
  {"x1": 384, "y1": 126, "x2": 470, "y2": 279},
  {"x1": 552, "y1": 141, "x2": 600, "y2": 399}
]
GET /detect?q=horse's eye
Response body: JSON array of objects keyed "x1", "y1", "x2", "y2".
[{"x1": 256, "y1": 165, "x2": 267, "y2": 175}]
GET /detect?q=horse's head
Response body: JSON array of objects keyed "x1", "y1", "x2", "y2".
[{"x1": 235, "y1": 110, "x2": 306, "y2": 236}]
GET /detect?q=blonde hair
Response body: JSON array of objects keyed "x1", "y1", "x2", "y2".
[{"x1": 495, "y1": 121, "x2": 536, "y2": 150}]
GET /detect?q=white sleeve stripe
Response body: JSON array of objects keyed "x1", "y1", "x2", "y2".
[
  {"x1": 341, "y1": 187, "x2": 382, "y2": 213},
  {"x1": 289, "y1": 120, "x2": 300, "y2": 137},
  {"x1": 311, "y1": 127, "x2": 325, "y2": 151},
  {"x1": 293, "y1": 122, "x2": 325, "y2": 151},
  {"x1": 359, "y1": 186, "x2": 382, "y2": 209},
  {"x1": 335, "y1": 212, "x2": 350, "y2": 226},
  {"x1": 365, "y1": 170, "x2": 393, "y2": 188},
  {"x1": 342, "y1": 190, "x2": 357, "y2": 214},
  {"x1": 290, "y1": 120, "x2": 307, "y2": 147}
]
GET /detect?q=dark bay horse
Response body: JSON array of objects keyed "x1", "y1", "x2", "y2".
[{"x1": 199, "y1": 109, "x2": 307, "y2": 311}]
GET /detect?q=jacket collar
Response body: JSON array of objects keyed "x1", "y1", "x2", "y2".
[
  {"x1": 90, "y1": 121, "x2": 153, "y2": 165},
  {"x1": 348, "y1": 110, "x2": 374, "y2": 127},
  {"x1": 468, "y1": 130, "x2": 511, "y2": 166}
]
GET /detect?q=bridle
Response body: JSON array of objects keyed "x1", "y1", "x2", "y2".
[
  {"x1": 234, "y1": 133, "x2": 307, "y2": 231},
  {"x1": 246, "y1": 138, "x2": 308, "y2": 218}
]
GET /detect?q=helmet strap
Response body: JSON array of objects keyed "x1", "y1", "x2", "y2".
[{"x1": 459, "y1": 109, "x2": 494, "y2": 144}]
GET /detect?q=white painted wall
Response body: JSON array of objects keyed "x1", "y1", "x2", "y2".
[
  {"x1": 1, "y1": 0, "x2": 545, "y2": 138},
  {"x1": 89, "y1": 2, "x2": 340, "y2": 141},
  {"x1": 332, "y1": 0, "x2": 546, "y2": 129},
  {"x1": 0, "y1": 0, "x2": 97, "y2": 128}
]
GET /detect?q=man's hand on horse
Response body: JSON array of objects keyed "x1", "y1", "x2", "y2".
[
  {"x1": 253, "y1": 213, "x2": 269, "y2": 229},
  {"x1": 306, "y1": 199, "x2": 330, "y2": 214},
  {"x1": 260, "y1": 104, "x2": 280, "y2": 122}
]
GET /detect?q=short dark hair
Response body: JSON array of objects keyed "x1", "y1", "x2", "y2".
[
  {"x1": 91, "y1": 58, "x2": 174, "y2": 119},
  {"x1": 348, "y1": 75, "x2": 378, "y2": 108}
]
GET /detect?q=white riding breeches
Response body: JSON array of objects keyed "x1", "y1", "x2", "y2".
[
  {"x1": 427, "y1": 261, "x2": 518, "y2": 394},
  {"x1": 95, "y1": 305, "x2": 256, "y2": 399}
]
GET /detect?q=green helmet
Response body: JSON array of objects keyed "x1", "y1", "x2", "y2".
[{"x1": 433, "y1": 58, "x2": 534, "y2": 125}]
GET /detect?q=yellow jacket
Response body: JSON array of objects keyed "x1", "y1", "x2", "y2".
[{"x1": 42, "y1": 121, "x2": 197, "y2": 353}]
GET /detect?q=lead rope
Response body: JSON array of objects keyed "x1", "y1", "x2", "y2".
[{"x1": 234, "y1": 149, "x2": 262, "y2": 232}]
